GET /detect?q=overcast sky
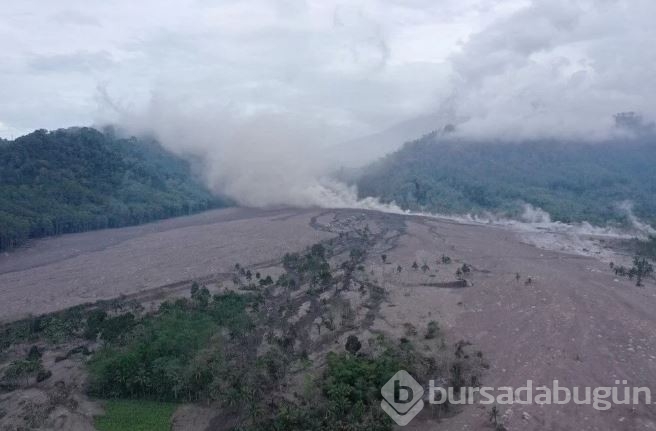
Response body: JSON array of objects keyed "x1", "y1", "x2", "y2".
[{"x1": 1, "y1": 0, "x2": 655, "y2": 142}]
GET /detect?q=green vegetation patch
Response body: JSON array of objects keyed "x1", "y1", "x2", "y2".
[
  {"x1": 0, "y1": 127, "x2": 227, "y2": 251},
  {"x1": 357, "y1": 133, "x2": 656, "y2": 226},
  {"x1": 88, "y1": 290, "x2": 254, "y2": 401},
  {"x1": 268, "y1": 350, "x2": 400, "y2": 431},
  {"x1": 94, "y1": 399, "x2": 176, "y2": 431},
  {"x1": 1, "y1": 346, "x2": 48, "y2": 388},
  {"x1": 0, "y1": 299, "x2": 142, "y2": 351}
]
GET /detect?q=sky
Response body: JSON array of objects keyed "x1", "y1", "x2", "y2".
[{"x1": 3, "y1": 0, "x2": 655, "y2": 143}]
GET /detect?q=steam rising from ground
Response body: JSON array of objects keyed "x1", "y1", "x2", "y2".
[
  {"x1": 465, "y1": 204, "x2": 653, "y2": 238},
  {"x1": 411, "y1": 204, "x2": 655, "y2": 259}
]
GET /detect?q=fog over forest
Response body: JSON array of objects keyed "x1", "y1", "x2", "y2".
[{"x1": 2, "y1": 0, "x2": 656, "y2": 213}]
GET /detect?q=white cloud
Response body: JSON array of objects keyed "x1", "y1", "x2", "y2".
[
  {"x1": 448, "y1": 0, "x2": 656, "y2": 140},
  {"x1": 0, "y1": 0, "x2": 520, "y2": 138},
  {"x1": 3, "y1": 0, "x2": 653, "y2": 142}
]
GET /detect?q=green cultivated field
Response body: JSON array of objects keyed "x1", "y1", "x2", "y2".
[{"x1": 94, "y1": 400, "x2": 176, "y2": 431}]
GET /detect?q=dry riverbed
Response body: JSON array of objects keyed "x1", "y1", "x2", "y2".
[{"x1": 1, "y1": 207, "x2": 655, "y2": 430}]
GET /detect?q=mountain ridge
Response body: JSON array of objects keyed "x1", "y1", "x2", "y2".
[
  {"x1": 0, "y1": 127, "x2": 227, "y2": 250},
  {"x1": 355, "y1": 131, "x2": 656, "y2": 228}
]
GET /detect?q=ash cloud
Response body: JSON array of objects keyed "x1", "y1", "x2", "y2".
[
  {"x1": 3, "y1": 0, "x2": 656, "y2": 208},
  {"x1": 106, "y1": 92, "x2": 402, "y2": 209}
]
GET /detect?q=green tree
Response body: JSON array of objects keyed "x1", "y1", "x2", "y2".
[
  {"x1": 345, "y1": 335, "x2": 362, "y2": 355},
  {"x1": 630, "y1": 256, "x2": 654, "y2": 286},
  {"x1": 0, "y1": 127, "x2": 226, "y2": 251}
]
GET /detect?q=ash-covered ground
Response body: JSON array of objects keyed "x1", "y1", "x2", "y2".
[{"x1": 1, "y1": 207, "x2": 655, "y2": 430}]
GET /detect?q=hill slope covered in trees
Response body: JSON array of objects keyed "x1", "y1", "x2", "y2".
[
  {"x1": 356, "y1": 132, "x2": 656, "y2": 227},
  {"x1": 0, "y1": 127, "x2": 226, "y2": 250}
]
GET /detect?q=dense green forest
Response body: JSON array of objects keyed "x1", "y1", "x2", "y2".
[
  {"x1": 0, "y1": 127, "x2": 226, "y2": 251},
  {"x1": 356, "y1": 132, "x2": 656, "y2": 227}
]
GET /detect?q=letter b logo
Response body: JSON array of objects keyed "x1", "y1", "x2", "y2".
[
  {"x1": 381, "y1": 370, "x2": 425, "y2": 426},
  {"x1": 395, "y1": 379, "x2": 414, "y2": 404}
]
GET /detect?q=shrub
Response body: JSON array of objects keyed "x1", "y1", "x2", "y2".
[
  {"x1": 345, "y1": 335, "x2": 362, "y2": 355},
  {"x1": 425, "y1": 321, "x2": 440, "y2": 339}
]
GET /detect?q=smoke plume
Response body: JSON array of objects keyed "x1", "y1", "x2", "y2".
[{"x1": 74, "y1": 0, "x2": 656, "y2": 211}]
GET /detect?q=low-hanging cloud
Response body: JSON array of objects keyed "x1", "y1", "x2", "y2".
[
  {"x1": 448, "y1": 0, "x2": 656, "y2": 140},
  {"x1": 3, "y1": 0, "x2": 656, "y2": 208}
]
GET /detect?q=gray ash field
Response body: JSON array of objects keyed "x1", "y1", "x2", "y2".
[{"x1": 1, "y1": 207, "x2": 655, "y2": 430}]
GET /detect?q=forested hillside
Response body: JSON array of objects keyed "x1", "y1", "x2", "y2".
[
  {"x1": 0, "y1": 127, "x2": 225, "y2": 250},
  {"x1": 356, "y1": 132, "x2": 656, "y2": 227}
]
